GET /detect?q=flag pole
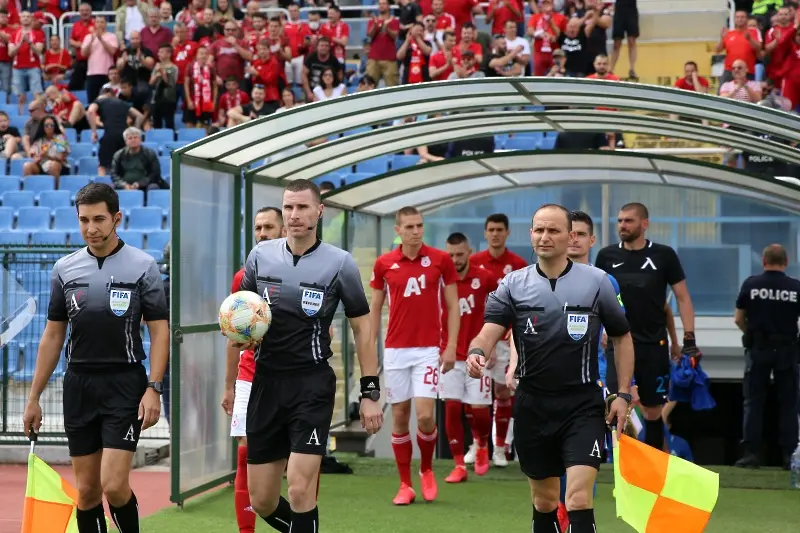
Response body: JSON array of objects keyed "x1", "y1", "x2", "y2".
[{"x1": 29, "y1": 424, "x2": 37, "y2": 455}]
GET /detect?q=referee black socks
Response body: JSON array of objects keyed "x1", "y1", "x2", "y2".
[
  {"x1": 109, "y1": 491, "x2": 139, "y2": 533},
  {"x1": 290, "y1": 506, "x2": 319, "y2": 533},
  {"x1": 532, "y1": 506, "x2": 562, "y2": 532},
  {"x1": 261, "y1": 495, "x2": 291, "y2": 532},
  {"x1": 567, "y1": 508, "x2": 596, "y2": 532},
  {"x1": 76, "y1": 503, "x2": 107, "y2": 533},
  {"x1": 644, "y1": 418, "x2": 665, "y2": 451}
]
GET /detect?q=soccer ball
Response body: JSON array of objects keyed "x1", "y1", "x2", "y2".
[{"x1": 218, "y1": 291, "x2": 272, "y2": 343}]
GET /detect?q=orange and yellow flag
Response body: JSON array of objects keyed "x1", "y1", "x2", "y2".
[
  {"x1": 613, "y1": 434, "x2": 719, "y2": 533},
  {"x1": 21, "y1": 452, "x2": 80, "y2": 533}
]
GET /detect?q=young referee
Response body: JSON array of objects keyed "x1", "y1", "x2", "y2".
[
  {"x1": 233, "y1": 179, "x2": 383, "y2": 533},
  {"x1": 22, "y1": 183, "x2": 169, "y2": 533}
]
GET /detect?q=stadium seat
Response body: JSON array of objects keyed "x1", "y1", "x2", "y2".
[
  {"x1": 128, "y1": 207, "x2": 164, "y2": 231},
  {"x1": 93, "y1": 176, "x2": 113, "y2": 187},
  {"x1": 356, "y1": 157, "x2": 389, "y2": 175},
  {"x1": 0, "y1": 231, "x2": 26, "y2": 245},
  {"x1": 53, "y1": 207, "x2": 78, "y2": 230},
  {"x1": 177, "y1": 129, "x2": 205, "y2": 143},
  {"x1": 16, "y1": 207, "x2": 52, "y2": 231},
  {"x1": 38, "y1": 190, "x2": 71, "y2": 210},
  {"x1": 63, "y1": 128, "x2": 78, "y2": 144},
  {"x1": 343, "y1": 126, "x2": 373, "y2": 137},
  {"x1": 22, "y1": 175, "x2": 55, "y2": 195},
  {"x1": 12, "y1": 342, "x2": 39, "y2": 382},
  {"x1": 3, "y1": 340, "x2": 20, "y2": 370},
  {"x1": 341, "y1": 173, "x2": 375, "y2": 186},
  {"x1": 146, "y1": 230, "x2": 169, "y2": 251},
  {"x1": 59, "y1": 175, "x2": 91, "y2": 198},
  {"x1": 540, "y1": 135, "x2": 557, "y2": 150},
  {"x1": 68, "y1": 231, "x2": 83, "y2": 245},
  {"x1": 70, "y1": 143, "x2": 95, "y2": 159},
  {"x1": 19, "y1": 272, "x2": 50, "y2": 294},
  {"x1": 118, "y1": 190, "x2": 145, "y2": 214},
  {"x1": 31, "y1": 231, "x2": 68, "y2": 245},
  {"x1": 0, "y1": 177, "x2": 18, "y2": 195},
  {"x1": 0, "y1": 163, "x2": 7, "y2": 176},
  {"x1": 158, "y1": 157, "x2": 171, "y2": 175},
  {"x1": 163, "y1": 142, "x2": 187, "y2": 153},
  {"x1": 117, "y1": 229, "x2": 145, "y2": 248},
  {"x1": 142, "y1": 142, "x2": 160, "y2": 155},
  {"x1": 503, "y1": 137, "x2": 538, "y2": 151},
  {"x1": 3, "y1": 190, "x2": 35, "y2": 211},
  {"x1": 36, "y1": 291, "x2": 48, "y2": 313},
  {"x1": 78, "y1": 157, "x2": 100, "y2": 175},
  {"x1": 10, "y1": 159, "x2": 31, "y2": 176},
  {"x1": 145, "y1": 249, "x2": 164, "y2": 262},
  {"x1": 0, "y1": 206, "x2": 13, "y2": 230},
  {"x1": 147, "y1": 189, "x2": 169, "y2": 212},
  {"x1": 10, "y1": 116, "x2": 25, "y2": 133},
  {"x1": 146, "y1": 129, "x2": 175, "y2": 144},
  {"x1": 72, "y1": 90, "x2": 88, "y2": 106},
  {"x1": 390, "y1": 155, "x2": 418, "y2": 171},
  {"x1": 80, "y1": 129, "x2": 98, "y2": 144}
]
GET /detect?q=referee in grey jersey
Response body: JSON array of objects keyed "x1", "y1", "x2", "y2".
[
  {"x1": 23, "y1": 183, "x2": 169, "y2": 533},
  {"x1": 467, "y1": 204, "x2": 634, "y2": 533}
]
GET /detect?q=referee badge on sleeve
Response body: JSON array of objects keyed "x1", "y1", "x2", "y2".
[
  {"x1": 300, "y1": 288, "x2": 324, "y2": 316},
  {"x1": 567, "y1": 313, "x2": 588, "y2": 341},
  {"x1": 109, "y1": 290, "x2": 131, "y2": 316}
]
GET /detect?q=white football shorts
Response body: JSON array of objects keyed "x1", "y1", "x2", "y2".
[
  {"x1": 383, "y1": 347, "x2": 440, "y2": 404},
  {"x1": 488, "y1": 340, "x2": 511, "y2": 384},
  {"x1": 439, "y1": 361, "x2": 492, "y2": 405},
  {"x1": 229, "y1": 379, "x2": 252, "y2": 437}
]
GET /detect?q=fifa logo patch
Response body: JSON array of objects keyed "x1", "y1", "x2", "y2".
[
  {"x1": 567, "y1": 313, "x2": 588, "y2": 340},
  {"x1": 109, "y1": 290, "x2": 131, "y2": 316},
  {"x1": 301, "y1": 289, "x2": 324, "y2": 316}
]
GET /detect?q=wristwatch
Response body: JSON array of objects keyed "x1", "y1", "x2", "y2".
[
  {"x1": 616, "y1": 392, "x2": 632, "y2": 404},
  {"x1": 148, "y1": 381, "x2": 164, "y2": 394},
  {"x1": 362, "y1": 389, "x2": 380, "y2": 402}
]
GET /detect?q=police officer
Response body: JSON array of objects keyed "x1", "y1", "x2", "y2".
[
  {"x1": 234, "y1": 179, "x2": 383, "y2": 533},
  {"x1": 733, "y1": 243, "x2": 800, "y2": 470},
  {"x1": 22, "y1": 183, "x2": 169, "y2": 533},
  {"x1": 466, "y1": 203, "x2": 635, "y2": 533}
]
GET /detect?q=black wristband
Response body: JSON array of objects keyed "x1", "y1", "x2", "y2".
[
  {"x1": 360, "y1": 376, "x2": 380, "y2": 394},
  {"x1": 468, "y1": 347, "x2": 485, "y2": 357}
]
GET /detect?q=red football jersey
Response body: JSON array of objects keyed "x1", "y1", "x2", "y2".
[
  {"x1": 370, "y1": 244, "x2": 458, "y2": 349},
  {"x1": 470, "y1": 248, "x2": 528, "y2": 285},
  {"x1": 441, "y1": 267, "x2": 497, "y2": 360},
  {"x1": 231, "y1": 268, "x2": 256, "y2": 383}
]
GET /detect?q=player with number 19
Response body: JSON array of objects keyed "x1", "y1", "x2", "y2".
[{"x1": 369, "y1": 206, "x2": 460, "y2": 505}]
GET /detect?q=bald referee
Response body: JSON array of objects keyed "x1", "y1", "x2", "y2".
[
  {"x1": 232, "y1": 179, "x2": 383, "y2": 533},
  {"x1": 466, "y1": 204, "x2": 634, "y2": 533},
  {"x1": 22, "y1": 183, "x2": 169, "y2": 533}
]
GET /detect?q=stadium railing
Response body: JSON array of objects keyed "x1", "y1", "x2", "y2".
[{"x1": 0, "y1": 246, "x2": 170, "y2": 446}]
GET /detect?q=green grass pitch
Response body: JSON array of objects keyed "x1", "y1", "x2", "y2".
[{"x1": 140, "y1": 457, "x2": 800, "y2": 532}]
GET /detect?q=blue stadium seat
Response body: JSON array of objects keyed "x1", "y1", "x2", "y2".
[
  {"x1": 36, "y1": 291, "x2": 48, "y2": 314},
  {"x1": 0, "y1": 163, "x2": 7, "y2": 176},
  {"x1": 0, "y1": 177, "x2": 18, "y2": 194},
  {"x1": 540, "y1": 135, "x2": 557, "y2": 150},
  {"x1": 146, "y1": 129, "x2": 175, "y2": 144},
  {"x1": 356, "y1": 157, "x2": 389, "y2": 175},
  {"x1": 494, "y1": 134, "x2": 509, "y2": 147},
  {"x1": 163, "y1": 142, "x2": 187, "y2": 153},
  {"x1": 142, "y1": 142, "x2": 160, "y2": 155},
  {"x1": 118, "y1": 190, "x2": 144, "y2": 214},
  {"x1": 59, "y1": 175, "x2": 91, "y2": 198},
  {"x1": 78, "y1": 157, "x2": 100, "y2": 175},
  {"x1": 10, "y1": 159, "x2": 31, "y2": 176},
  {"x1": 343, "y1": 127, "x2": 373, "y2": 137},
  {"x1": 12, "y1": 342, "x2": 39, "y2": 382},
  {"x1": 10, "y1": 116, "x2": 26, "y2": 133},
  {"x1": 16, "y1": 207, "x2": 52, "y2": 231},
  {"x1": 128, "y1": 207, "x2": 164, "y2": 231},
  {"x1": 503, "y1": 137, "x2": 538, "y2": 151},
  {"x1": 391, "y1": 155, "x2": 418, "y2": 171},
  {"x1": 63, "y1": 128, "x2": 78, "y2": 144},
  {"x1": 158, "y1": 157, "x2": 171, "y2": 175},
  {"x1": 53, "y1": 207, "x2": 78, "y2": 230},
  {"x1": 3, "y1": 340, "x2": 20, "y2": 372},
  {"x1": 146, "y1": 231, "x2": 169, "y2": 251},
  {"x1": 147, "y1": 189, "x2": 169, "y2": 212},
  {"x1": 0, "y1": 206, "x2": 12, "y2": 230},
  {"x1": 117, "y1": 230, "x2": 145, "y2": 248},
  {"x1": 3, "y1": 190, "x2": 35, "y2": 211},
  {"x1": 341, "y1": 173, "x2": 375, "y2": 186},
  {"x1": 38, "y1": 190, "x2": 71, "y2": 210},
  {"x1": 80, "y1": 129, "x2": 98, "y2": 144},
  {"x1": 177, "y1": 129, "x2": 205, "y2": 143},
  {"x1": 0, "y1": 231, "x2": 28, "y2": 245},
  {"x1": 92, "y1": 176, "x2": 113, "y2": 187},
  {"x1": 23, "y1": 175, "x2": 55, "y2": 195},
  {"x1": 68, "y1": 231, "x2": 83, "y2": 245},
  {"x1": 19, "y1": 272, "x2": 50, "y2": 294},
  {"x1": 31, "y1": 231, "x2": 68, "y2": 245},
  {"x1": 145, "y1": 249, "x2": 164, "y2": 262},
  {"x1": 70, "y1": 143, "x2": 95, "y2": 159}
]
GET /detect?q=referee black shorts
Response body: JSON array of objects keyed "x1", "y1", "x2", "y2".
[
  {"x1": 246, "y1": 363, "x2": 337, "y2": 465},
  {"x1": 513, "y1": 384, "x2": 606, "y2": 480},
  {"x1": 605, "y1": 342, "x2": 670, "y2": 407},
  {"x1": 63, "y1": 364, "x2": 148, "y2": 457},
  {"x1": 612, "y1": 4, "x2": 639, "y2": 40}
]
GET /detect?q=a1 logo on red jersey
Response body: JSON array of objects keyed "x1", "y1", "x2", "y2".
[{"x1": 403, "y1": 274, "x2": 427, "y2": 297}]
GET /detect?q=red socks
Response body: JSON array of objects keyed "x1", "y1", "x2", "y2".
[
  {"x1": 392, "y1": 433, "x2": 413, "y2": 486},
  {"x1": 470, "y1": 406, "x2": 491, "y2": 447},
  {"x1": 235, "y1": 445, "x2": 255, "y2": 533},
  {"x1": 445, "y1": 400, "x2": 465, "y2": 464},
  {"x1": 494, "y1": 398, "x2": 513, "y2": 448},
  {"x1": 417, "y1": 427, "x2": 438, "y2": 473}
]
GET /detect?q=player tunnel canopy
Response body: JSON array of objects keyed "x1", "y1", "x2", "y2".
[
  {"x1": 178, "y1": 78, "x2": 800, "y2": 171},
  {"x1": 319, "y1": 151, "x2": 800, "y2": 217}
]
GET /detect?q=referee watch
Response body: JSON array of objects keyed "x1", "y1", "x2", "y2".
[
  {"x1": 360, "y1": 376, "x2": 380, "y2": 402},
  {"x1": 148, "y1": 381, "x2": 164, "y2": 395},
  {"x1": 616, "y1": 392, "x2": 633, "y2": 404}
]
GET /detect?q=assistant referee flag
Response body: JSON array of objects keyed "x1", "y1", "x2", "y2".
[{"x1": 613, "y1": 434, "x2": 719, "y2": 533}]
